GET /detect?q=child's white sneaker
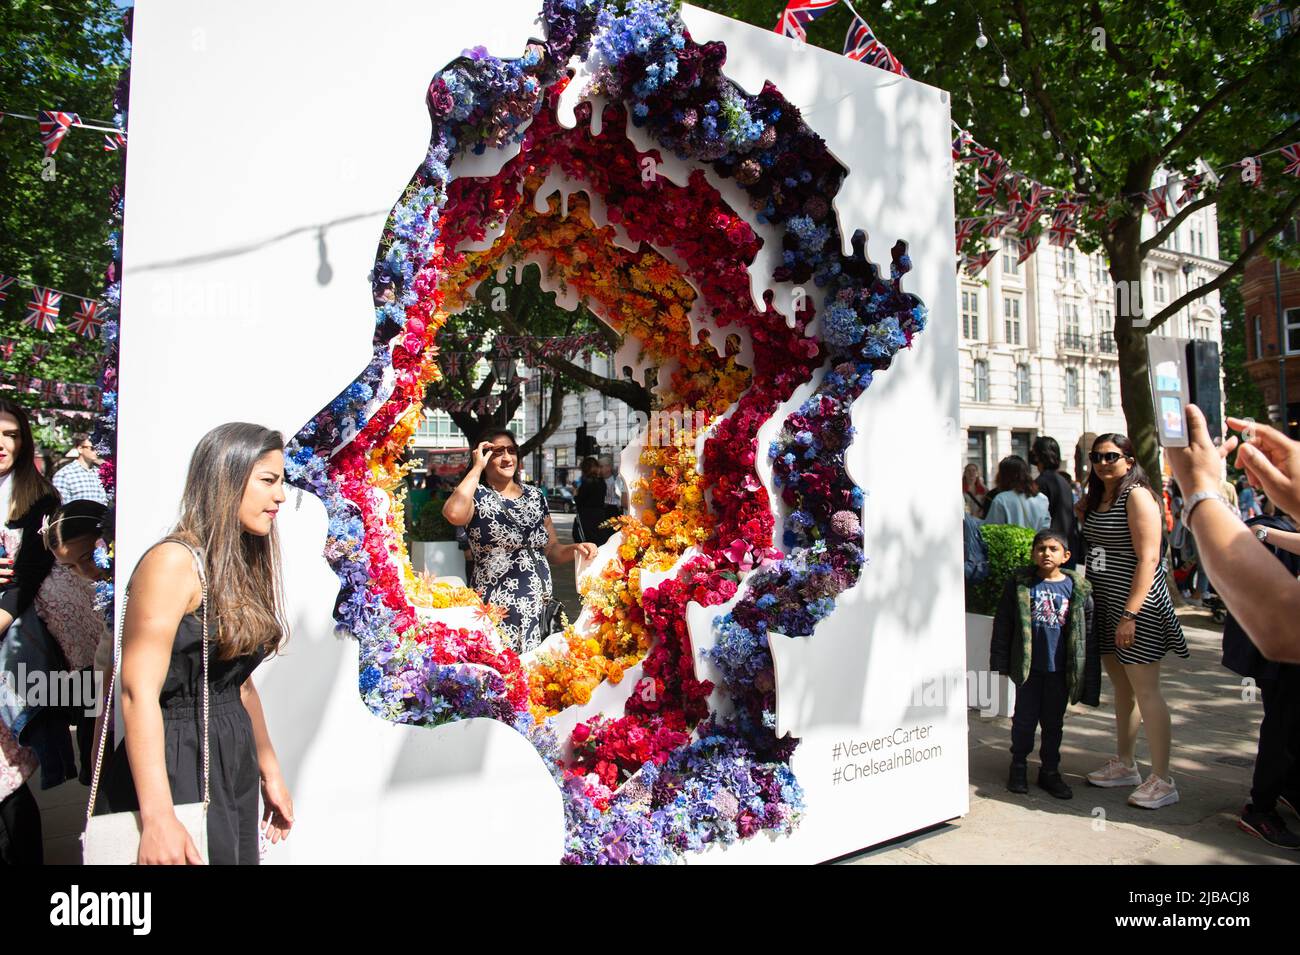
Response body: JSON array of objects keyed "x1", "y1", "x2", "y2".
[
  {"x1": 1086, "y1": 757, "x2": 1142, "y2": 788},
  {"x1": 1128, "y1": 773, "x2": 1179, "y2": 809}
]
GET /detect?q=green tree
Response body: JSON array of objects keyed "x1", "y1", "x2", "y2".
[
  {"x1": 697, "y1": 0, "x2": 1300, "y2": 486},
  {"x1": 0, "y1": 0, "x2": 128, "y2": 437},
  {"x1": 427, "y1": 264, "x2": 651, "y2": 454}
]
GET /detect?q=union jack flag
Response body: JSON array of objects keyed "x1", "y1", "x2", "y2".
[
  {"x1": 23, "y1": 287, "x2": 61, "y2": 332},
  {"x1": 1089, "y1": 200, "x2": 1115, "y2": 222},
  {"x1": 1143, "y1": 186, "x2": 1169, "y2": 222},
  {"x1": 38, "y1": 110, "x2": 80, "y2": 158},
  {"x1": 1048, "y1": 219, "x2": 1076, "y2": 248},
  {"x1": 969, "y1": 143, "x2": 1001, "y2": 170},
  {"x1": 0, "y1": 339, "x2": 13, "y2": 360},
  {"x1": 0, "y1": 274, "x2": 14, "y2": 303},
  {"x1": 30, "y1": 343, "x2": 49, "y2": 365},
  {"x1": 981, "y1": 212, "x2": 1015, "y2": 238},
  {"x1": 1281, "y1": 143, "x2": 1300, "y2": 178},
  {"x1": 103, "y1": 131, "x2": 127, "y2": 151},
  {"x1": 1021, "y1": 181, "x2": 1047, "y2": 213},
  {"x1": 1002, "y1": 173, "x2": 1023, "y2": 207},
  {"x1": 774, "y1": 0, "x2": 838, "y2": 40},
  {"x1": 40, "y1": 380, "x2": 56, "y2": 402},
  {"x1": 1017, "y1": 233, "x2": 1040, "y2": 265},
  {"x1": 955, "y1": 218, "x2": 980, "y2": 254},
  {"x1": 844, "y1": 15, "x2": 910, "y2": 76},
  {"x1": 1015, "y1": 207, "x2": 1041, "y2": 237},
  {"x1": 13, "y1": 375, "x2": 30, "y2": 393},
  {"x1": 963, "y1": 249, "x2": 998, "y2": 276},
  {"x1": 975, "y1": 169, "x2": 1003, "y2": 210},
  {"x1": 1177, "y1": 173, "x2": 1204, "y2": 207},
  {"x1": 72, "y1": 299, "x2": 104, "y2": 339},
  {"x1": 952, "y1": 130, "x2": 972, "y2": 162}
]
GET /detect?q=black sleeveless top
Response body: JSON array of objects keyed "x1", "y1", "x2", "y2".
[{"x1": 159, "y1": 611, "x2": 266, "y2": 711}]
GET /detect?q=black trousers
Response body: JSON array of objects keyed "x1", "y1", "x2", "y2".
[
  {"x1": 1010, "y1": 670, "x2": 1069, "y2": 771},
  {"x1": 0, "y1": 783, "x2": 42, "y2": 865},
  {"x1": 1253, "y1": 668, "x2": 1300, "y2": 812}
]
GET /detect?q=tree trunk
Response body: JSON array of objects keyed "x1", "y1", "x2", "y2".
[
  {"x1": 1108, "y1": 214, "x2": 1164, "y2": 498},
  {"x1": 519, "y1": 375, "x2": 566, "y2": 459}
]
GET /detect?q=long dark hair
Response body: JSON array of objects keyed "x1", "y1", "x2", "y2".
[
  {"x1": 1085, "y1": 433, "x2": 1156, "y2": 515},
  {"x1": 169, "y1": 423, "x2": 287, "y2": 659},
  {"x1": 0, "y1": 399, "x2": 55, "y2": 521},
  {"x1": 994, "y1": 455, "x2": 1037, "y2": 496}
]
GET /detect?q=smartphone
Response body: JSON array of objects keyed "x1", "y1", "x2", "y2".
[
  {"x1": 1185, "y1": 340, "x2": 1222, "y2": 445},
  {"x1": 1147, "y1": 337, "x2": 1190, "y2": 448}
]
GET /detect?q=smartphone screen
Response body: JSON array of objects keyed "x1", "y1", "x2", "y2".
[{"x1": 1147, "y1": 338, "x2": 1190, "y2": 448}]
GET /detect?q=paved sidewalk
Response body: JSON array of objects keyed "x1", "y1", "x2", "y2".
[
  {"x1": 847, "y1": 608, "x2": 1297, "y2": 865},
  {"x1": 36, "y1": 606, "x2": 1296, "y2": 864}
]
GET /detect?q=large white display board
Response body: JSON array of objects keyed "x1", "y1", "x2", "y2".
[{"x1": 118, "y1": 0, "x2": 966, "y2": 863}]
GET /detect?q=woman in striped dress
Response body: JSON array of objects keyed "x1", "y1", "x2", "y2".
[{"x1": 1080, "y1": 433, "x2": 1188, "y2": 809}]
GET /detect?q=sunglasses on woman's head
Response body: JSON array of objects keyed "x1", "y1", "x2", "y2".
[{"x1": 1089, "y1": 451, "x2": 1128, "y2": 464}]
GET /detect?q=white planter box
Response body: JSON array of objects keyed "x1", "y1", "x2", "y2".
[
  {"x1": 409, "y1": 540, "x2": 466, "y2": 581},
  {"x1": 964, "y1": 612, "x2": 1016, "y2": 717}
]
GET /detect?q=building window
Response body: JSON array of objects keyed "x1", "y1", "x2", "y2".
[
  {"x1": 1002, "y1": 238, "x2": 1021, "y2": 275},
  {"x1": 973, "y1": 359, "x2": 990, "y2": 402},
  {"x1": 1011, "y1": 430, "x2": 1034, "y2": 462},
  {"x1": 1065, "y1": 367, "x2": 1080, "y2": 408},
  {"x1": 961, "y1": 288, "x2": 981, "y2": 340},
  {"x1": 1254, "y1": 315, "x2": 1263, "y2": 359},
  {"x1": 1153, "y1": 270, "x2": 1167, "y2": 304},
  {"x1": 1015, "y1": 363, "x2": 1032, "y2": 405},
  {"x1": 1065, "y1": 302, "x2": 1081, "y2": 338},
  {"x1": 1097, "y1": 307, "x2": 1115, "y2": 353},
  {"x1": 1099, "y1": 371, "x2": 1112, "y2": 409},
  {"x1": 555, "y1": 446, "x2": 570, "y2": 467},
  {"x1": 1003, "y1": 295, "x2": 1022, "y2": 345},
  {"x1": 1288, "y1": 307, "x2": 1300, "y2": 355},
  {"x1": 1092, "y1": 254, "x2": 1108, "y2": 286},
  {"x1": 1195, "y1": 323, "x2": 1211, "y2": 341},
  {"x1": 1060, "y1": 247, "x2": 1076, "y2": 278}
]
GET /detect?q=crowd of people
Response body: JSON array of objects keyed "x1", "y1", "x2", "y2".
[
  {"x1": 5, "y1": 392, "x2": 1300, "y2": 864},
  {"x1": 972, "y1": 408, "x2": 1300, "y2": 850}
]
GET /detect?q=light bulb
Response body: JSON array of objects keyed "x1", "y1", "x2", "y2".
[
  {"x1": 999, "y1": 64, "x2": 1010, "y2": 87},
  {"x1": 1019, "y1": 94, "x2": 1030, "y2": 118},
  {"x1": 1055, "y1": 151, "x2": 1064, "y2": 160},
  {"x1": 1041, "y1": 128, "x2": 1051, "y2": 139},
  {"x1": 975, "y1": 17, "x2": 988, "y2": 48}
]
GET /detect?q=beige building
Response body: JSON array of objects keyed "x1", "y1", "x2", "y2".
[{"x1": 960, "y1": 182, "x2": 1228, "y2": 485}]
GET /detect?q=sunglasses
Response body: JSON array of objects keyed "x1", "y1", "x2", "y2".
[
  {"x1": 1089, "y1": 451, "x2": 1129, "y2": 465},
  {"x1": 489, "y1": 446, "x2": 518, "y2": 458}
]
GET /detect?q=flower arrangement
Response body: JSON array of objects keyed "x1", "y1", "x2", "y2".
[{"x1": 285, "y1": 0, "x2": 928, "y2": 863}]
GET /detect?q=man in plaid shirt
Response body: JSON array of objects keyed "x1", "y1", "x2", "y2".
[{"x1": 52, "y1": 433, "x2": 107, "y2": 505}]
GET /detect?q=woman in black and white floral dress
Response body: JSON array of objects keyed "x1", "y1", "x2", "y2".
[{"x1": 443, "y1": 429, "x2": 597, "y2": 652}]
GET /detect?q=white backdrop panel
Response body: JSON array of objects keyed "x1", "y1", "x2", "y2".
[{"x1": 118, "y1": 0, "x2": 964, "y2": 864}]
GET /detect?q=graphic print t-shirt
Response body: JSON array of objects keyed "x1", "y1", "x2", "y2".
[{"x1": 1029, "y1": 576, "x2": 1074, "y2": 673}]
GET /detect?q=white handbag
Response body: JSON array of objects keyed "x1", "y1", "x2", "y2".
[{"x1": 81, "y1": 540, "x2": 211, "y2": 865}]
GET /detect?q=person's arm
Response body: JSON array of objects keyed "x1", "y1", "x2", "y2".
[
  {"x1": 543, "y1": 515, "x2": 596, "y2": 564},
  {"x1": 1258, "y1": 527, "x2": 1300, "y2": 557},
  {"x1": 0, "y1": 495, "x2": 58, "y2": 637},
  {"x1": 442, "y1": 443, "x2": 493, "y2": 527},
  {"x1": 240, "y1": 677, "x2": 293, "y2": 845},
  {"x1": 1168, "y1": 405, "x2": 1300, "y2": 663},
  {"x1": 119, "y1": 542, "x2": 205, "y2": 864},
  {"x1": 1122, "y1": 486, "x2": 1162, "y2": 616}
]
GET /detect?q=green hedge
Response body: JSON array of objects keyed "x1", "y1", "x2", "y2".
[
  {"x1": 411, "y1": 495, "x2": 458, "y2": 542},
  {"x1": 964, "y1": 523, "x2": 1037, "y2": 617}
]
